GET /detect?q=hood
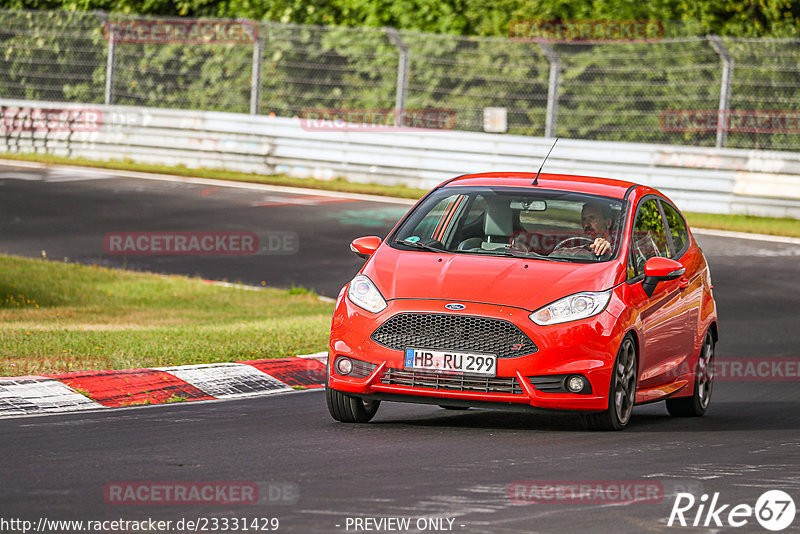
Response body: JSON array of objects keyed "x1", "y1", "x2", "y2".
[{"x1": 363, "y1": 246, "x2": 625, "y2": 311}]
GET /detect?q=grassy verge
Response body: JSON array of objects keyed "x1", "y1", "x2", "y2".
[
  {"x1": 2, "y1": 152, "x2": 800, "y2": 237},
  {"x1": 0, "y1": 255, "x2": 334, "y2": 376},
  {"x1": 683, "y1": 212, "x2": 800, "y2": 239}
]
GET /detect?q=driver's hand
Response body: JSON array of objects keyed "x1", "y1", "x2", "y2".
[{"x1": 590, "y1": 238, "x2": 611, "y2": 256}]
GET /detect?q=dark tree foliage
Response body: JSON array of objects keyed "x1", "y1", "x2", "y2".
[{"x1": 1, "y1": 0, "x2": 799, "y2": 37}]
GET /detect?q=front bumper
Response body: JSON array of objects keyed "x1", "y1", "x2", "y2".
[{"x1": 328, "y1": 295, "x2": 625, "y2": 413}]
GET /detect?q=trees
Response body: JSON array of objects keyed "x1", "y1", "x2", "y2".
[
  {"x1": 1, "y1": 0, "x2": 799, "y2": 38},
  {"x1": 2, "y1": 1, "x2": 798, "y2": 150}
]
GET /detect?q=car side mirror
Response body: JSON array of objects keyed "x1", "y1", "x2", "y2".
[
  {"x1": 350, "y1": 236, "x2": 382, "y2": 259},
  {"x1": 642, "y1": 257, "x2": 685, "y2": 297}
]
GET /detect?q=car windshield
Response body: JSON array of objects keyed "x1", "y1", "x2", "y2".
[{"x1": 392, "y1": 186, "x2": 626, "y2": 263}]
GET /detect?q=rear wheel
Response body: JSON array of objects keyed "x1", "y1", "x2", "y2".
[
  {"x1": 666, "y1": 331, "x2": 714, "y2": 417},
  {"x1": 326, "y1": 386, "x2": 380, "y2": 423},
  {"x1": 583, "y1": 335, "x2": 638, "y2": 431}
]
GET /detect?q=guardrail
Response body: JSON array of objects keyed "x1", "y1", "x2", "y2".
[{"x1": 2, "y1": 98, "x2": 800, "y2": 219}]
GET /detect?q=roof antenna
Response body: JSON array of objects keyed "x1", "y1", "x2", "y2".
[{"x1": 533, "y1": 137, "x2": 559, "y2": 186}]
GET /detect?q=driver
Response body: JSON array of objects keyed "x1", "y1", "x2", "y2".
[
  {"x1": 545, "y1": 200, "x2": 615, "y2": 258},
  {"x1": 582, "y1": 201, "x2": 614, "y2": 256}
]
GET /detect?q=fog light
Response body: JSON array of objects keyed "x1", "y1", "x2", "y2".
[
  {"x1": 567, "y1": 375, "x2": 585, "y2": 393},
  {"x1": 335, "y1": 357, "x2": 353, "y2": 376}
]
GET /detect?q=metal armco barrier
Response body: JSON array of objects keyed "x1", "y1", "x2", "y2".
[{"x1": 2, "y1": 99, "x2": 800, "y2": 219}]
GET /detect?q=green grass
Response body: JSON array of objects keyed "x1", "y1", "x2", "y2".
[
  {"x1": 2, "y1": 152, "x2": 800, "y2": 238},
  {"x1": 684, "y1": 212, "x2": 800, "y2": 239},
  {"x1": 0, "y1": 255, "x2": 334, "y2": 376}
]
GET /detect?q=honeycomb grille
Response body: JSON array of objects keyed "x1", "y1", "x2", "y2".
[
  {"x1": 370, "y1": 313, "x2": 537, "y2": 358},
  {"x1": 380, "y1": 368, "x2": 523, "y2": 395}
]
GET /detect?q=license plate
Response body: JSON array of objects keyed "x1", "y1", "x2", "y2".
[{"x1": 404, "y1": 349, "x2": 497, "y2": 377}]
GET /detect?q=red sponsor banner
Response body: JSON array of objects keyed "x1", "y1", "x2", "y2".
[
  {"x1": 669, "y1": 358, "x2": 800, "y2": 382},
  {"x1": 661, "y1": 109, "x2": 800, "y2": 134},
  {"x1": 509, "y1": 20, "x2": 664, "y2": 43},
  {"x1": 0, "y1": 107, "x2": 102, "y2": 132},
  {"x1": 103, "y1": 19, "x2": 258, "y2": 44},
  {"x1": 300, "y1": 108, "x2": 457, "y2": 132},
  {"x1": 104, "y1": 231, "x2": 260, "y2": 256},
  {"x1": 509, "y1": 480, "x2": 664, "y2": 504},
  {"x1": 104, "y1": 482, "x2": 258, "y2": 505}
]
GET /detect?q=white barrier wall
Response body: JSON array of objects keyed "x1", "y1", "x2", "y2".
[{"x1": 2, "y1": 99, "x2": 800, "y2": 219}]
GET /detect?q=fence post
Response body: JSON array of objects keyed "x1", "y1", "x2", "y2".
[
  {"x1": 100, "y1": 11, "x2": 116, "y2": 106},
  {"x1": 707, "y1": 35, "x2": 733, "y2": 149},
  {"x1": 385, "y1": 28, "x2": 410, "y2": 126},
  {"x1": 541, "y1": 43, "x2": 560, "y2": 138},
  {"x1": 250, "y1": 28, "x2": 264, "y2": 115}
]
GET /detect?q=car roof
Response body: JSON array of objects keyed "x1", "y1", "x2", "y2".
[{"x1": 442, "y1": 172, "x2": 639, "y2": 200}]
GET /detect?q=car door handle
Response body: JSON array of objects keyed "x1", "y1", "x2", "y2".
[{"x1": 678, "y1": 276, "x2": 690, "y2": 289}]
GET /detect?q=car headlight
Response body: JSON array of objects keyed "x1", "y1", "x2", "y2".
[
  {"x1": 529, "y1": 289, "x2": 612, "y2": 326},
  {"x1": 347, "y1": 275, "x2": 387, "y2": 313}
]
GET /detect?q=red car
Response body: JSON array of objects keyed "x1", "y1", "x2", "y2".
[{"x1": 326, "y1": 172, "x2": 717, "y2": 430}]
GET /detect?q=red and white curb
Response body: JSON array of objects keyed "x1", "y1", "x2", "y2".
[
  {"x1": 0, "y1": 376, "x2": 100, "y2": 414},
  {"x1": 0, "y1": 353, "x2": 328, "y2": 418}
]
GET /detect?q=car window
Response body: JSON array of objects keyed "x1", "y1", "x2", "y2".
[
  {"x1": 660, "y1": 201, "x2": 690, "y2": 257},
  {"x1": 518, "y1": 200, "x2": 582, "y2": 232},
  {"x1": 627, "y1": 250, "x2": 637, "y2": 279},
  {"x1": 629, "y1": 198, "x2": 671, "y2": 278},
  {"x1": 462, "y1": 195, "x2": 487, "y2": 226},
  {"x1": 409, "y1": 194, "x2": 465, "y2": 243},
  {"x1": 393, "y1": 187, "x2": 625, "y2": 263}
]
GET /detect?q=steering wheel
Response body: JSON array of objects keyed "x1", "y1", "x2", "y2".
[{"x1": 553, "y1": 236, "x2": 595, "y2": 250}]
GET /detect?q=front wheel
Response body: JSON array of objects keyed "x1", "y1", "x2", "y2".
[
  {"x1": 583, "y1": 335, "x2": 638, "y2": 431},
  {"x1": 326, "y1": 387, "x2": 380, "y2": 423},
  {"x1": 666, "y1": 331, "x2": 715, "y2": 417}
]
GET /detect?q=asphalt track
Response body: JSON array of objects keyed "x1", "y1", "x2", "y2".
[{"x1": 1, "y1": 161, "x2": 800, "y2": 533}]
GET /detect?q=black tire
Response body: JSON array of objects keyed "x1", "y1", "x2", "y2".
[
  {"x1": 326, "y1": 386, "x2": 380, "y2": 423},
  {"x1": 583, "y1": 335, "x2": 638, "y2": 431},
  {"x1": 666, "y1": 331, "x2": 715, "y2": 417}
]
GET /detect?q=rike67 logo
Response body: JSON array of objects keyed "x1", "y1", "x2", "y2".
[{"x1": 668, "y1": 490, "x2": 796, "y2": 531}]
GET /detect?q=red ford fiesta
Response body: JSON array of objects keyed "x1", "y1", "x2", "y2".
[{"x1": 326, "y1": 172, "x2": 717, "y2": 430}]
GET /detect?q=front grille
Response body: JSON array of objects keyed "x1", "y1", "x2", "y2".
[
  {"x1": 380, "y1": 367, "x2": 523, "y2": 395},
  {"x1": 370, "y1": 313, "x2": 537, "y2": 358}
]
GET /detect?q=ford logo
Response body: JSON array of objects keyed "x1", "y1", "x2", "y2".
[{"x1": 445, "y1": 303, "x2": 466, "y2": 310}]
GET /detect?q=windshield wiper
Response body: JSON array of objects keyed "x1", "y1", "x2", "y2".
[
  {"x1": 395, "y1": 239, "x2": 446, "y2": 253},
  {"x1": 479, "y1": 247, "x2": 569, "y2": 262}
]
